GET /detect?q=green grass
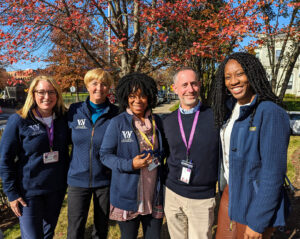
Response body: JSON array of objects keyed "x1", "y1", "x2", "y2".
[
  {"x1": 286, "y1": 136, "x2": 300, "y2": 181},
  {"x1": 3, "y1": 223, "x2": 21, "y2": 239},
  {"x1": 62, "y1": 92, "x2": 88, "y2": 105},
  {"x1": 169, "y1": 101, "x2": 179, "y2": 112},
  {"x1": 1, "y1": 125, "x2": 300, "y2": 239}
]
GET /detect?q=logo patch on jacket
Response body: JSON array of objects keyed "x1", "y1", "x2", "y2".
[
  {"x1": 76, "y1": 119, "x2": 88, "y2": 129},
  {"x1": 29, "y1": 124, "x2": 44, "y2": 135},
  {"x1": 121, "y1": 130, "x2": 134, "y2": 143}
]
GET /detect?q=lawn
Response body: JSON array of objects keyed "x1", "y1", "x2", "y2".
[
  {"x1": 62, "y1": 92, "x2": 88, "y2": 105},
  {"x1": 2, "y1": 135, "x2": 300, "y2": 239},
  {"x1": 1, "y1": 96, "x2": 300, "y2": 238}
]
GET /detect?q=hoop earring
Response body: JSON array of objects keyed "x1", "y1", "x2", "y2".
[{"x1": 225, "y1": 88, "x2": 231, "y2": 96}]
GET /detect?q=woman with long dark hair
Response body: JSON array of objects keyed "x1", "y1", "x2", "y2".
[{"x1": 211, "y1": 52, "x2": 290, "y2": 239}]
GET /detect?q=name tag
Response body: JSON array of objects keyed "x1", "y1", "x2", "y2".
[
  {"x1": 180, "y1": 160, "x2": 193, "y2": 184},
  {"x1": 43, "y1": 151, "x2": 59, "y2": 164},
  {"x1": 148, "y1": 157, "x2": 160, "y2": 171}
]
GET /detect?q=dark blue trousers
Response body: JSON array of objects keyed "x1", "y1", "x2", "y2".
[
  {"x1": 118, "y1": 214, "x2": 163, "y2": 239},
  {"x1": 19, "y1": 189, "x2": 66, "y2": 239}
]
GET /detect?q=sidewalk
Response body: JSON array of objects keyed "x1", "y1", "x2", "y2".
[{"x1": 153, "y1": 100, "x2": 178, "y2": 114}]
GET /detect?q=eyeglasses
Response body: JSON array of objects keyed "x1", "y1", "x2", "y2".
[{"x1": 34, "y1": 90, "x2": 57, "y2": 97}]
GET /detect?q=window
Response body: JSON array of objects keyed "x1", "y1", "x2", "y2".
[
  {"x1": 276, "y1": 50, "x2": 281, "y2": 61},
  {"x1": 287, "y1": 74, "x2": 293, "y2": 90},
  {"x1": 256, "y1": 52, "x2": 260, "y2": 60}
]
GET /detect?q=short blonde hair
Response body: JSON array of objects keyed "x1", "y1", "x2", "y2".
[
  {"x1": 17, "y1": 75, "x2": 66, "y2": 118},
  {"x1": 84, "y1": 68, "x2": 113, "y2": 87}
]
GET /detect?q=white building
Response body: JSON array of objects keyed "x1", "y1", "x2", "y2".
[{"x1": 255, "y1": 36, "x2": 300, "y2": 97}]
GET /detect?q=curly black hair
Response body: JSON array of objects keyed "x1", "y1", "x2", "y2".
[
  {"x1": 116, "y1": 72, "x2": 158, "y2": 112},
  {"x1": 210, "y1": 52, "x2": 281, "y2": 128}
]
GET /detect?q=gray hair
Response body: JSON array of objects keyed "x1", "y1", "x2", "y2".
[{"x1": 173, "y1": 67, "x2": 199, "y2": 84}]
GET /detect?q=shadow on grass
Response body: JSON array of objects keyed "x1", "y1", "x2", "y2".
[{"x1": 85, "y1": 219, "x2": 119, "y2": 239}]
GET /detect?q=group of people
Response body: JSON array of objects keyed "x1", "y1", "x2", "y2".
[{"x1": 0, "y1": 52, "x2": 291, "y2": 239}]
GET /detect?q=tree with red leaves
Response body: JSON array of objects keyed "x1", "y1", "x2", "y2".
[{"x1": 0, "y1": 0, "x2": 258, "y2": 79}]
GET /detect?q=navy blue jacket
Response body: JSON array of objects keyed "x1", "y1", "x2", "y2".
[
  {"x1": 219, "y1": 96, "x2": 290, "y2": 233},
  {"x1": 0, "y1": 111, "x2": 70, "y2": 201},
  {"x1": 67, "y1": 97, "x2": 119, "y2": 188},
  {"x1": 100, "y1": 111, "x2": 166, "y2": 211}
]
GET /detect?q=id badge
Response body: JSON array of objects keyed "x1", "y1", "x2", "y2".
[
  {"x1": 43, "y1": 151, "x2": 59, "y2": 164},
  {"x1": 148, "y1": 157, "x2": 160, "y2": 171},
  {"x1": 180, "y1": 160, "x2": 193, "y2": 184}
]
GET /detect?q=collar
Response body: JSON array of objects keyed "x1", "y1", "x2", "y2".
[
  {"x1": 89, "y1": 100, "x2": 108, "y2": 110},
  {"x1": 179, "y1": 101, "x2": 201, "y2": 114},
  {"x1": 226, "y1": 95, "x2": 258, "y2": 111},
  {"x1": 84, "y1": 96, "x2": 110, "y2": 116},
  {"x1": 225, "y1": 95, "x2": 258, "y2": 120}
]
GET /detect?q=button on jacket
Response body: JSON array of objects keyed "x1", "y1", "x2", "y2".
[
  {"x1": 0, "y1": 111, "x2": 70, "y2": 201},
  {"x1": 219, "y1": 96, "x2": 290, "y2": 233},
  {"x1": 67, "y1": 97, "x2": 119, "y2": 188}
]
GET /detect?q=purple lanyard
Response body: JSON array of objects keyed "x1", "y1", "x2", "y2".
[
  {"x1": 35, "y1": 108, "x2": 54, "y2": 150},
  {"x1": 178, "y1": 109, "x2": 200, "y2": 161}
]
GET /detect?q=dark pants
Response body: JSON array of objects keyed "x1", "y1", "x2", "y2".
[
  {"x1": 67, "y1": 186, "x2": 109, "y2": 239},
  {"x1": 118, "y1": 214, "x2": 163, "y2": 239},
  {"x1": 19, "y1": 189, "x2": 65, "y2": 239}
]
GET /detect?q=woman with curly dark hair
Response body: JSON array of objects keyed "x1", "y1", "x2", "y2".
[
  {"x1": 100, "y1": 72, "x2": 166, "y2": 239},
  {"x1": 210, "y1": 52, "x2": 290, "y2": 239}
]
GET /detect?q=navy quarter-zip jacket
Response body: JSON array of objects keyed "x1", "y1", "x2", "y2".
[
  {"x1": 0, "y1": 111, "x2": 70, "y2": 201},
  {"x1": 67, "y1": 97, "x2": 119, "y2": 188},
  {"x1": 100, "y1": 111, "x2": 166, "y2": 211}
]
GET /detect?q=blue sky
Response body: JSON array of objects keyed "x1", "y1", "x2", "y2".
[{"x1": 5, "y1": 1, "x2": 293, "y2": 72}]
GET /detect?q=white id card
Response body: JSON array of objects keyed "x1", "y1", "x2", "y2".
[
  {"x1": 43, "y1": 151, "x2": 59, "y2": 164},
  {"x1": 148, "y1": 157, "x2": 160, "y2": 171},
  {"x1": 180, "y1": 167, "x2": 191, "y2": 184}
]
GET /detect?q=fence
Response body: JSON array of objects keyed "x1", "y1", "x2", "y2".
[{"x1": 63, "y1": 93, "x2": 88, "y2": 105}]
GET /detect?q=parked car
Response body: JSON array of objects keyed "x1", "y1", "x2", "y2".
[
  {"x1": 0, "y1": 85, "x2": 26, "y2": 107},
  {"x1": 157, "y1": 91, "x2": 166, "y2": 105},
  {"x1": 288, "y1": 111, "x2": 300, "y2": 135}
]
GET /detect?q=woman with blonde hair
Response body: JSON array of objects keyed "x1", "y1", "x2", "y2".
[
  {"x1": 0, "y1": 75, "x2": 70, "y2": 239},
  {"x1": 67, "y1": 68, "x2": 118, "y2": 239}
]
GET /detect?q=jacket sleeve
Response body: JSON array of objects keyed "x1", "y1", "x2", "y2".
[
  {"x1": 67, "y1": 103, "x2": 75, "y2": 146},
  {"x1": 0, "y1": 114, "x2": 22, "y2": 201},
  {"x1": 100, "y1": 119, "x2": 134, "y2": 173},
  {"x1": 246, "y1": 107, "x2": 290, "y2": 233}
]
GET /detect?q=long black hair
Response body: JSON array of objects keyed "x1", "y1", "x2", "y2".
[
  {"x1": 210, "y1": 52, "x2": 281, "y2": 128},
  {"x1": 116, "y1": 72, "x2": 158, "y2": 112}
]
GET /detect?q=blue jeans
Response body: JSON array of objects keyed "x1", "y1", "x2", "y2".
[
  {"x1": 19, "y1": 189, "x2": 65, "y2": 239},
  {"x1": 118, "y1": 214, "x2": 163, "y2": 239}
]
